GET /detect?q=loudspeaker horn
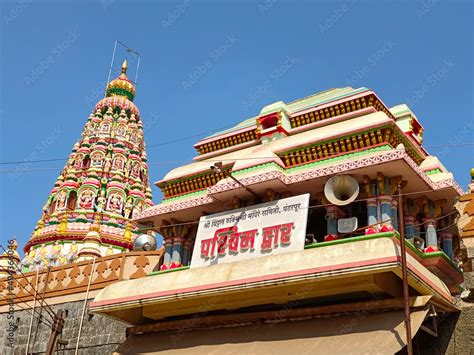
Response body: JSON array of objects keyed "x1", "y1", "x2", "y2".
[{"x1": 324, "y1": 175, "x2": 360, "y2": 206}]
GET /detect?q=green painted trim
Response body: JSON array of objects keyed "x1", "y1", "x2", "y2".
[
  {"x1": 286, "y1": 145, "x2": 392, "y2": 173},
  {"x1": 304, "y1": 231, "x2": 462, "y2": 275},
  {"x1": 148, "y1": 265, "x2": 190, "y2": 276},
  {"x1": 288, "y1": 87, "x2": 369, "y2": 112},
  {"x1": 231, "y1": 145, "x2": 392, "y2": 177},
  {"x1": 159, "y1": 167, "x2": 231, "y2": 187},
  {"x1": 425, "y1": 168, "x2": 442, "y2": 175},
  {"x1": 304, "y1": 232, "x2": 396, "y2": 249},
  {"x1": 159, "y1": 189, "x2": 208, "y2": 205},
  {"x1": 282, "y1": 124, "x2": 423, "y2": 163},
  {"x1": 232, "y1": 162, "x2": 284, "y2": 176}
]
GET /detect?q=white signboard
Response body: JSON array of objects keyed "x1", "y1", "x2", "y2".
[{"x1": 190, "y1": 194, "x2": 310, "y2": 268}]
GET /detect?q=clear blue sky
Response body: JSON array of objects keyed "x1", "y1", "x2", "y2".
[{"x1": 1, "y1": 0, "x2": 473, "y2": 254}]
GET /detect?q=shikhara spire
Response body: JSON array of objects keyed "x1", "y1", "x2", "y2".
[{"x1": 21, "y1": 60, "x2": 153, "y2": 271}]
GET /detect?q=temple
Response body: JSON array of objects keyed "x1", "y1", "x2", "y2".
[
  {"x1": 18, "y1": 60, "x2": 153, "y2": 271},
  {"x1": 89, "y1": 87, "x2": 468, "y2": 353}
]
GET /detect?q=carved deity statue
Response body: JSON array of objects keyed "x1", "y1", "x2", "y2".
[
  {"x1": 65, "y1": 242, "x2": 79, "y2": 264},
  {"x1": 20, "y1": 249, "x2": 36, "y2": 273},
  {"x1": 131, "y1": 162, "x2": 141, "y2": 178},
  {"x1": 124, "y1": 197, "x2": 134, "y2": 219},
  {"x1": 47, "y1": 242, "x2": 62, "y2": 267},
  {"x1": 108, "y1": 193, "x2": 124, "y2": 213},
  {"x1": 79, "y1": 189, "x2": 95, "y2": 209},
  {"x1": 95, "y1": 190, "x2": 107, "y2": 212},
  {"x1": 113, "y1": 156, "x2": 125, "y2": 171},
  {"x1": 132, "y1": 201, "x2": 145, "y2": 219},
  {"x1": 104, "y1": 155, "x2": 112, "y2": 172},
  {"x1": 56, "y1": 190, "x2": 68, "y2": 211},
  {"x1": 91, "y1": 152, "x2": 104, "y2": 167}
]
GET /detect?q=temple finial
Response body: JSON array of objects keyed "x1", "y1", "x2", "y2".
[{"x1": 121, "y1": 60, "x2": 128, "y2": 74}]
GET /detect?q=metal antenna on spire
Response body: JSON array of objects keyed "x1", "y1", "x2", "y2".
[{"x1": 105, "y1": 40, "x2": 141, "y2": 97}]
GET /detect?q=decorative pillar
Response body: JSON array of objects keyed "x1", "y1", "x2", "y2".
[
  {"x1": 379, "y1": 195, "x2": 394, "y2": 232},
  {"x1": 403, "y1": 198, "x2": 421, "y2": 242},
  {"x1": 439, "y1": 231, "x2": 453, "y2": 258},
  {"x1": 324, "y1": 206, "x2": 343, "y2": 241},
  {"x1": 423, "y1": 218, "x2": 439, "y2": 252},
  {"x1": 422, "y1": 198, "x2": 446, "y2": 253},
  {"x1": 391, "y1": 200, "x2": 398, "y2": 231},
  {"x1": 161, "y1": 236, "x2": 173, "y2": 270},
  {"x1": 366, "y1": 198, "x2": 378, "y2": 234},
  {"x1": 182, "y1": 239, "x2": 194, "y2": 266},
  {"x1": 171, "y1": 236, "x2": 184, "y2": 268}
]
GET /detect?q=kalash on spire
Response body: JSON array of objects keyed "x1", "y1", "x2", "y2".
[{"x1": 20, "y1": 60, "x2": 153, "y2": 270}]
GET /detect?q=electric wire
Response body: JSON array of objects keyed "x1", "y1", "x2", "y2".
[
  {"x1": 1, "y1": 142, "x2": 472, "y2": 173},
  {"x1": 136, "y1": 186, "x2": 461, "y2": 232},
  {"x1": 0, "y1": 293, "x2": 54, "y2": 328},
  {"x1": 0, "y1": 138, "x2": 471, "y2": 167},
  {"x1": 0, "y1": 245, "x2": 57, "y2": 320}
]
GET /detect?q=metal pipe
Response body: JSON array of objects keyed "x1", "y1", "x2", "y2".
[
  {"x1": 105, "y1": 40, "x2": 118, "y2": 97},
  {"x1": 25, "y1": 268, "x2": 40, "y2": 355},
  {"x1": 134, "y1": 55, "x2": 141, "y2": 85},
  {"x1": 397, "y1": 182, "x2": 413, "y2": 354},
  {"x1": 75, "y1": 258, "x2": 96, "y2": 355},
  {"x1": 32, "y1": 266, "x2": 52, "y2": 350}
]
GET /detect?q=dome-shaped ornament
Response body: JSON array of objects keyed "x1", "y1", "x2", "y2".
[
  {"x1": 106, "y1": 60, "x2": 136, "y2": 102},
  {"x1": 133, "y1": 234, "x2": 157, "y2": 251}
]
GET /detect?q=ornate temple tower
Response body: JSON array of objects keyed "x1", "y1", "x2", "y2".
[{"x1": 21, "y1": 60, "x2": 153, "y2": 270}]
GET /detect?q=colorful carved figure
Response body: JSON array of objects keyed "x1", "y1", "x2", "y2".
[
  {"x1": 65, "y1": 242, "x2": 79, "y2": 264},
  {"x1": 47, "y1": 241, "x2": 62, "y2": 267},
  {"x1": 56, "y1": 190, "x2": 68, "y2": 211},
  {"x1": 131, "y1": 162, "x2": 141, "y2": 178},
  {"x1": 96, "y1": 190, "x2": 107, "y2": 212},
  {"x1": 101, "y1": 122, "x2": 111, "y2": 134},
  {"x1": 79, "y1": 189, "x2": 95, "y2": 209},
  {"x1": 34, "y1": 244, "x2": 49, "y2": 270},
  {"x1": 20, "y1": 249, "x2": 36, "y2": 273},
  {"x1": 91, "y1": 152, "x2": 104, "y2": 167},
  {"x1": 116, "y1": 124, "x2": 126, "y2": 137},
  {"x1": 108, "y1": 193, "x2": 124, "y2": 213},
  {"x1": 113, "y1": 156, "x2": 125, "y2": 171},
  {"x1": 132, "y1": 201, "x2": 145, "y2": 219},
  {"x1": 104, "y1": 155, "x2": 112, "y2": 172},
  {"x1": 124, "y1": 197, "x2": 134, "y2": 218}
]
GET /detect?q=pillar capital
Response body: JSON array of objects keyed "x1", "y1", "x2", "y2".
[
  {"x1": 366, "y1": 198, "x2": 378, "y2": 207},
  {"x1": 173, "y1": 236, "x2": 185, "y2": 245}
]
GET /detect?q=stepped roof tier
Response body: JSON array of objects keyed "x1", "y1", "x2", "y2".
[
  {"x1": 92, "y1": 86, "x2": 466, "y2": 353},
  {"x1": 137, "y1": 87, "x2": 461, "y2": 225},
  {"x1": 21, "y1": 60, "x2": 154, "y2": 271}
]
